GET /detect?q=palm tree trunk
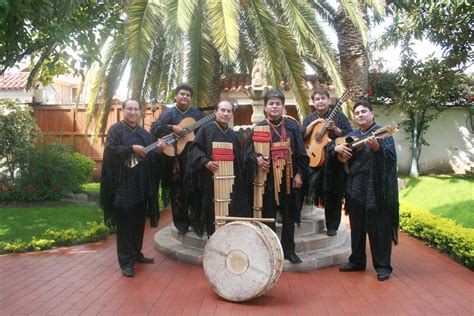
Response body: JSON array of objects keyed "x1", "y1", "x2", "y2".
[{"x1": 335, "y1": 6, "x2": 368, "y2": 101}]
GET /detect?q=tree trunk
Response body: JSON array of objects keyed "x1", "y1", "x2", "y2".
[{"x1": 335, "y1": 6, "x2": 369, "y2": 101}]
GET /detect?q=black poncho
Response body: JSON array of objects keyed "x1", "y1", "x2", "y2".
[
  {"x1": 185, "y1": 121, "x2": 250, "y2": 236},
  {"x1": 100, "y1": 121, "x2": 159, "y2": 227}
]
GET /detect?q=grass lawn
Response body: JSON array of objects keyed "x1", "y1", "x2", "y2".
[
  {"x1": 399, "y1": 175, "x2": 474, "y2": 228},
  {"x1": 0, "y1": 204, "x2": 103, "y2": 243},
  {"x1": 82, "y1": 182, "x2": 100, "y2": 193}
]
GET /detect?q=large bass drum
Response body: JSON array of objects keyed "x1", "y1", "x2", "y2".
[{"x1": 203, "y1": 221, "x2": 284, "y2": 302}]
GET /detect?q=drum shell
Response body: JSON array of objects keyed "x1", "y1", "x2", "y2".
[{"x1": 203, "y1": 221, "x2": 284, "y2": 302}]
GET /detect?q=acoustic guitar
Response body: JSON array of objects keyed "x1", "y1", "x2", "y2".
[
  {"x1": 335, "y1": 123, "x2": 399, "y2": 163},
  {"x1": 305, "y1": 89, "x2": 352, "y2": 168},
  {"x1": 162, "y1": 112, "x2": 216, "y2": 157}
]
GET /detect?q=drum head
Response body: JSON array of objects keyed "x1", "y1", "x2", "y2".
[{"x1": 203, "y1": 221, "x2": 277, "y2": 302}]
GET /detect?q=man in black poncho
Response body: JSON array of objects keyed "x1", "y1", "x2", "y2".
[
  {"x1": 243, "y1": 90, "x2": 309, "y2": 264},
  {"x1": 328, "y1": 100, "x2": 399, "y2": 281},
  {"x1": 186, "y1": 101, "x2": 250, "y2": 237},
  {"x1": 301, "y1": 89, "x2": 352, "y2": 236},
  {"x1": 150, "y1": 83, "x2": 203, "y2": 235},
  {"x1": 100, "y1": 99, "x2": 164, "y2": 277}
]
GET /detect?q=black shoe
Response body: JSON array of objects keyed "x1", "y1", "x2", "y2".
[
  {"x1": 377, "y1": 271, "x2": 391, "y2": 281},
  {"x1": 137, "y1": 257, "x2": 154, "y2": 264},
  {"x1": 327, "y1": 230, "x2": 337, "y2": 236},
  {"x1": 339, "y1": 262, "x2": 365, "y2": 272},
  {"x1": 122, "y1": 267, "x2": 134, "y2": 277},
  {"x1": 285, "y1": 253, "x2": 303, "y2": 264}
]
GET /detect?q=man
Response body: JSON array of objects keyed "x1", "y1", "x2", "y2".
[
  {"x1": 301, "y1": 89, "x2": 352, "y2": 236},
  {"x1": 329, "y1": 100, "x2": 399, "y2": 281},
  {"x1": 186, "y1": 101, "x2": 250, "y2": 236},
  {"x1": 151, "y1": 83, "x2": 203, "y2": 235},
  {"x1": 100, "y1": 99, "x2": 164, "y2": 277},
  {"x1": 243, "y1": 90, "x2": 308, "y2": 264}
]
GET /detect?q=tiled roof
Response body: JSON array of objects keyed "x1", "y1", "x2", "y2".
[
  {"x1": 220, "y1": 74, "x2": 334, "y2": 92},
  {"x1": 0, "y1": 72, "x2": 29, "y2": 90}
]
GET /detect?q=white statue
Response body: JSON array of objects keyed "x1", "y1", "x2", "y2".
[{"x1": 251, "y1": 57, "x2": 267, "y2": 87}]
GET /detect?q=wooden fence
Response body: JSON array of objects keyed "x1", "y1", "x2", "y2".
[{"x1": 32, "y1": 105, "x2": 163, "y2": 181}]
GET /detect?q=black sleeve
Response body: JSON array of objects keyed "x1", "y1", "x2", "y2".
[
  {"x1": 151, "y1": 110, "x2": 173, "y2": 139},
  {"x1": 187, "y1": 127, "x2": 210, "y2": 169}
]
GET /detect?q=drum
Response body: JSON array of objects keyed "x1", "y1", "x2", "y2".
[{"x1": 203, "y1": 221, "x2": 284, "y2": 302}]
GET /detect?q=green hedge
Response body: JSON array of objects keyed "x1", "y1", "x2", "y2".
[
  {"x1": 400, "y1": 203, "x2": 474, "y2": 270},
  {"x1": 0, "y1": 221, "x2": 109, "y2": 254}
]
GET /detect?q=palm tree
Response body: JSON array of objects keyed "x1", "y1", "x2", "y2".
[
  {"x1": 85, "y1": 0, "x2": 376, "y2": 134},
  {"x1": 335, "y1": 0, "x2": 385, "y2": 100}
]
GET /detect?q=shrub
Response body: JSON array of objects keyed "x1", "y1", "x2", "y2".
[
  {"x1": 400, "y1": 203, "x2": 474, "y2": 270},
  {"x1": 0, "y1": 99, "x2": 41, "y2": 178},
  {"x1": 63, "y1": 152, "x2": 95, "y2": 192},
  {"x1": 0, "y1": 221, "x2": 109, "y2": 254},
  {"x1": 0, "y1": 143, "x2": 95, "y2": 202}
]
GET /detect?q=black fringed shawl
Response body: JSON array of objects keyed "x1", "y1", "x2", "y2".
[
  {"x1": 100, "y1": 121, "x2": 159, "y2": 227},
  {"x1": 242, "y1": 117, "x2": 309, "y2": 225},
  {"x1": 185, "y1": 121, "x2": 250, "y2": 236},
  {"x1": 327, "y1": 125, "x2": 400, "y2": 244},
  {"x1": 300, "y1": 111, "x2": 353, "y2": 206}
]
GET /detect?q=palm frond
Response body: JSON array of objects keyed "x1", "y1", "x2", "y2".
[
  {"x1": 307, "y1": 0, "x2": 337, "y2": 27},
  {"x1": 276, "y1": 23, "x2": 310, "y2": 118},
  {"x1": 187, "y1": 0, "x2": 214, "y2": 107},
  {"x1": 164, "y1": 0, "x2": 196, "y2": 41},
  {"x1": 86, "y1": 32, "x2": 127, "y2": 137},
  {"x1": 364, "y1": 0, "x2": 385, "y2": 19},
  {"x1": 207, "y1": 0, "x2": 240, "y2": 64},
  {"x1": 288, "y1": 2, "x2": 346, "y2": 95},
  {"x1": 338, "y1": 0, "x2": 368, "y2": 45},
  {"x1": 84, "y1": 35, "x2": 124, "y2": 134},
  {"x1": 244, "y1": 0, "x2": 282, "y2": 86},
  {"x1": 278, "y1": 0, "x2": 310, "y2": 55},
  {"x1": 125, "y1": 0, "x2": 163, "y2": 101},
  {"x1": 142, "y1": 33, "x2": 168, "y2": 101}
]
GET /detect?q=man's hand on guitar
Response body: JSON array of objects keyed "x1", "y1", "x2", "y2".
[
  {"x1": 205, "y1": 161, "x2": 219, "y2": 173},
  {"x1": 172, "y1": 125, "x2": 186, "y2": 137},
  {"x1": 304, "y1": 118, "x2": 325, "y2": 137},
  {"x1": 257, "y1": 156, "x2": 270, "y2": 173},
  {"x1": 335, "y1": 143, "x2": 352, "y2": 160},
  {"x1": 293, "y1": 173, "x2": 303, "y2": 189},
  {"x1": 155, "y1": 139, "x2": 166, "y2": 153},
  {"x1": 132, "y1": 145, "x2": 147, "y2": 157},
  {"x1": 365, "y1": 136, "x2": 380, "y2": 152}
]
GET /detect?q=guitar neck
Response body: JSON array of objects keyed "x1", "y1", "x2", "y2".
[
  {"x1": 184, "y1": 113, "x2": 216, "y2": 134},
  {"x1": 350, "y1": 125, "x2": 398, "y2": 149},
  {"x1": 145, "y1": 133, "x2": 177, "y2": 153},
  {"x1": 317, "y1": 89, "x2": 352, "y2": 137}
]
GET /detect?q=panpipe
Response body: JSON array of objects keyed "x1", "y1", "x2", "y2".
[
  {"x1": 252, "y1": 126, "x2": 271, "y2": 218},
  {"x1": 212, "y1": 142, "x2": 235, "y2": 230},
  {"x1": 271, "y1": 140, "x2": 292, "y2": 205}
]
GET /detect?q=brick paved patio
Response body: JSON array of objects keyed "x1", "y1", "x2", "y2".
[{"x1": 0, "y1": 209, "x2": 472, "y2": 315}]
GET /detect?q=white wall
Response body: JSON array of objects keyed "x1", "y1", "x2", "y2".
[
  {"x1": 374, "y1": 106, "x2": 473, "y2": 175},
  {"x1": 0, "y1": 89, "x2": 33, "y2": 103}
]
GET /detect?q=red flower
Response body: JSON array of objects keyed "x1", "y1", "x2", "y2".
[{"x1": 467, "y1": 95, "x2": 474, "y2": 102}]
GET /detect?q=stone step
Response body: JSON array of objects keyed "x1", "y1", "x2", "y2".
[
  {"x1": 154, "y1": 225, "x2": 351, "y2": 271},
  {"x1": 283, "y1": 230, "x2": 351, "y2": 272},
  {"x1": 294, "y1": 222, "x2": 347, "y2": 253},
  {"x1": 168, "y1": 216, "x2": 343, "y2": 253},
  {"x1": 154, "y1": 226, "x2": 204, "y2": 265}
]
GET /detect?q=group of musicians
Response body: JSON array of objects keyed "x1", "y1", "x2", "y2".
[{"x1": 100, "y1": 83, "x2": 399, "y2": 282}]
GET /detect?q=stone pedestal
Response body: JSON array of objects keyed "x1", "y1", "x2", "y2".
[
  {"x1": 244, "y1": 85, "x2": 270, "y2": 124},
  {"x1": 154, "y1": 205, "x2": 350, "y2": 272}
]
